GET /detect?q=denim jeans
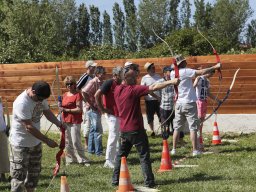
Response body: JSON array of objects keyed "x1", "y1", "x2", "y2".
[
  {"x1": 87, "y1": 109, "x2": 103, "y2": 155},
  {"x1": 112, "y1": 129, "x2": 155, "y2": 187}
]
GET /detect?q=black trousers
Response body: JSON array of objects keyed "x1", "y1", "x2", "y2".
[{"x1": 112, "y1": 129, "x2": 155, "y2": 187}]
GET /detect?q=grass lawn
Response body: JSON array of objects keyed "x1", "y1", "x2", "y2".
[{"x1": 1, "y1": 132, "x2": 256, "y2": 192}]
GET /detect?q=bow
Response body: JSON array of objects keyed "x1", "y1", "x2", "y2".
[
  {"x1": 52, "y1": 65, "x2": 65, "y2": 176},
  {"x1": 152, "y1": 29, "x2": 179, "y2": 100},
  {"x1": 197, "y1": 26, "x2": 222, "y2": 80},
  {"x1": 203, "y1": 68, "x2": 240, "y2": 122},
  {"x1": 152, "y1": 29, "x2": 179, "y2": 139}
]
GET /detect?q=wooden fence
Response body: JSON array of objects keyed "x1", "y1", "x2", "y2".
[{"x1": 1, "y1": 54, "x2": 256, "y2": 114}]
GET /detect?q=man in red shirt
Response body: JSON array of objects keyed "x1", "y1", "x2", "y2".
[{"x1": 112, "y1": 64, "x2": 179, "y2": 188}]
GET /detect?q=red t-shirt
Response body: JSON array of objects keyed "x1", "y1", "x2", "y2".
[
  {"x1": 114, "y1": 84, "x2": 149, "y2": 132},
  {"x1": 100, "y1": 79, "x2": 119, "y2": 116},
  {"x1": 61, "y1": 92, "x2": 83, "y2": 124}
]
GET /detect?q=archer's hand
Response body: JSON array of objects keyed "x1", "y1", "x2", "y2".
[
  {"x1": 172, "y1": 78, "x2": 180, "y2": 85},
  {"x1": 46, "y1": 138, "x2": 58, "y2": 148},
  {"x1": 215, "y1": 62, "x2": 222, "y2": 69}
]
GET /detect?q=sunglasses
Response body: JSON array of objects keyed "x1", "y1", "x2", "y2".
[{"x1": 66, "y1": 82, "x2": 76, "y2": 86}]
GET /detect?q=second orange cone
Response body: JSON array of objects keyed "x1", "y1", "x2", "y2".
[
  {"x1": 116, "y1": 156, "x2": 134, "y2": 192},
  {"x1": 158, "y1": 139, "x2": 172, "y2": 172},
  {"x1": 212, "y1": 121, "x2": 222, "y2": 145},
  {"x1": 60, "y1": 175, "x2": 70, "y2": 192}
]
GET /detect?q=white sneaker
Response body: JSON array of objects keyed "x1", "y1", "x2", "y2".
[
  {"x1": 170, "y1": 149, "x2": 176, "y2": 155},
  {"x1": 104, "y1": 161, "x2": 115, "y2": 169},
  {"x1": 192, "y1": 150, "x2": 202, "y2": 157}
]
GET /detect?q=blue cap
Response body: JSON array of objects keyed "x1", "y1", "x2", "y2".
[{"x1": 163, "y1": 66, "x2": 173, "y2": 73}]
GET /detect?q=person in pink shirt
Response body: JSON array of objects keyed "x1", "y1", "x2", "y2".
[{"x1": 83, "y1": 66, "x2": 106, "y2": 156}]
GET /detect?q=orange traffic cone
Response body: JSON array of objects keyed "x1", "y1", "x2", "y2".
[
  {"x1": 116, "y1": 157, "x2": 134, "y2": 192},
  {"x1": 212, "y1": 121, "x2": 221, "y2": 145},
  {"x1": 158, "y1": 139, "x2": 172, "y2": 172},
  {"x1": 60, "y1": 176, "x2": 70, "y2": 192}
]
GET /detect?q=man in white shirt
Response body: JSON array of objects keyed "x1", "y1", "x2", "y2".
[
  {"x1": 9, "y1": 81, "x2": 65, "y2": 192},
  {"x1": 170, "y1": 55, "x2": 221, "y2": 156},
  {"x1": 141, "y1": 62, "x2": 161, "y2": 137}
]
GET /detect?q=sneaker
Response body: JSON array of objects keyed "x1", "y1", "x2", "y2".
[
  {"x1": 192, "y1": 150, "x2": 202, "y2": 157},
  {"x1": 170, "y1": 149, "x2": 176, "y2": 155},
  {"x1": 104, "y1": 161, "x2": 115, "y2": 169}
]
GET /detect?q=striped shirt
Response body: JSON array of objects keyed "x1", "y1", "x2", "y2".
[{"x1": 157, "y1": 78, "x2": 175, "y2": 110}]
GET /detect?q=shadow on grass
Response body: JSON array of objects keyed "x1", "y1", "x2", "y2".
[
  {"x1": 157, "y1": 173, "x2": 222, "y2": 185},
  {"x1": 220, "y1": 146, "x2": 256, "y2": 153}
]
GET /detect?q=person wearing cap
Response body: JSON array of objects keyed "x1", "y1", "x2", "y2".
[
  {"x1": 141, "y1": 62, "x2": 161, "y2": 137},
  {"x1": 157, "y1": 66, "x2": 185, "y2": 140},
  {"x1": 95, "y1": 66, "x2": 123, "y2": 169},
  {"x1": 112, "y1": 64, "x2": 180, "y2": 188},
  {"x1": 83, "y1": 66, "x2": 106, "y2": 156},
  {"x1": 9, "y1": 81, "x2": 65, "y2": 192},
  {"x1": 193, "y1": 70, "x2": 220, "y2": 151},
  {"x1": 77, "y1": 60, "x2": 97, "y2": 150},
  {"x1": 170, "y1": 55, "x2": 221, "y2": 156},
  {"x1": 59, "y1": 76, "x2": 90, "y2": 166}
]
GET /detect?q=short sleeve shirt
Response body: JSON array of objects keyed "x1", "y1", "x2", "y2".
[
  {"x1": 9, "y1": 90, "x2": 49, "y2": 147},
  {"x1": 141, "y1": 74, "x2": 161, "y2": 100},
  {"x1": 62, "y1": 92, "x2": 83, "y2": 124},
  {"x1": 100, "y1": 79, "x2": 119, "y2": 117},
  {"x1": 114, "y1": 84, "x2": 149, "y2": 132},
  {"x1": 195, "y1": 76, "x2": 210, "y2": 100},
  {"x1": 171, "y1": 68, "x2": 197, "y2": 104}
]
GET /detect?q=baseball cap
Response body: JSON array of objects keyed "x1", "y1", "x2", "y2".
[
  {"x1": 175, "y1": 55, "x2": 186, "y2": 65},
  {"x1": 163, "y1": 66, "x2": 173, "y2": 73},
  {"x1": 85, "y1": 60, "x2": 97, "y2": 68},
  {"x1": 32, "y1": 81, "x2": 51, "y2": 98},
  {"x1": 144, "y1": 62, "x2": 154, "y2": 70}
]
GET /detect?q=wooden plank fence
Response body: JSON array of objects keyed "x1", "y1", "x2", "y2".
[{"x1": 1, "y1": 54, "x2": 256, "y2": 114}]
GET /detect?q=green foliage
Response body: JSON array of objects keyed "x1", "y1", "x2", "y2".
[
  {"x1": 246, "y1": 19, "x2": 256, "y2": 48},
  {"x1": 112, "y1": 2, "x2": 125, "y2": 49},
  {"x1": 102, "y1": 11, "x2": 113, "y2": 46},
  {"x1": 169, "y1": 0, "x2": 181, "y2": 31},
  {"x1": 79, "y1": 45, "x2": 129, "y2": 60},
  {"x1": 180, "y1": 0, "x2": 191, "y2": 29},
  {"x1": 89, "y1": 5, "x2": 102, "y2": 45}
]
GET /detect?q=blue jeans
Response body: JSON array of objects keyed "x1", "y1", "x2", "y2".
[{"x1": 87, "y1": 109, "x2": 103, "y2": 155}]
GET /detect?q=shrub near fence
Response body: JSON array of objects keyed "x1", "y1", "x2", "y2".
[{"x1": 1, "y1": 54, "x2": 256, "y2": 115}]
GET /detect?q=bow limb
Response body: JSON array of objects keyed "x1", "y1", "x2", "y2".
[
  {"x1": 197, "y1": 26, "x2": 222, "y2": 80},
  {"x1": 152, "y1": 28, "x2": 179, "y2": 100},
  {"x1": 203, "y1": 68, "x2": 240, "y2": 122}
]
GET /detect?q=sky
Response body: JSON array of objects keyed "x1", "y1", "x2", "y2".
[{"x1": 76, "y1": 0, "x2": 256, "y2": 24}]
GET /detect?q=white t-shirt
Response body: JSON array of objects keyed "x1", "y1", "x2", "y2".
[
  {"x1": 9, "y1": 90, "x2": 49, "y2": 147},
  {"x1": 0, "y1": 103, "x2": 6, "y2": 132},
  {"x1": 171, "y1": 68, "x2": 197, "y2": 104},
  {"x1": 141, "y1": 73, "x2": 161, "y2": 100},
  {"x1": 195, "y1": 76, "x2": 210, "y2": 100}
]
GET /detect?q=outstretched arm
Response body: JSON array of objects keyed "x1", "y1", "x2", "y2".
[
  {"x1": 149, "y1": 78, "x2": 179, "y2": 92},
  {"x1": 195, "y1": 63, "x2": 221, "y2": 77}
]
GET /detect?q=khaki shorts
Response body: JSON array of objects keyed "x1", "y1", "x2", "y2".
[
  {"x1": 10, "y1": 143, "x2": 42, "y2": 191},
  {"x1": 173, "y1": 102, "x2": 199, "y2": 131}
]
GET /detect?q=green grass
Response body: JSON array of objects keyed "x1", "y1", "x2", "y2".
[{"x1": 1, "y1": 132, "x2": 256, "y2": 192}]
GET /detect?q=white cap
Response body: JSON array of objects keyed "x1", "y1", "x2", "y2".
[
  {"x1": 85, "y1": 60, "x2": 97, "y2": 68},
  {"x1": 124, "y1": 61, "x2": 133, "y2": 67}
]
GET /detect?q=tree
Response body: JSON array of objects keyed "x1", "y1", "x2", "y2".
[
  {"x1": 138, "y1": 0, "x2": 169, "y2": 49},
  {"x1": 247, "y1": 19, "x2": 256, "y2": 48},
  {"x1": 180, "y1": 0, "x2": 191, "y2": 29},
  {"x1": 193, "y1": 0, "x2": 205, "y2": 28},
  {"x1": 169, "y1": 0, "x2": 180, "y2": 32},
  {"x1": 210, "y1": 0, "x2": 253, "y2": 51},
  {"x1": 89, "y1": 5, "x2": 102, "y2": 45},
  {"x1": 112, "y1": 2, "x2": 125, "y2": 49},
  {"x1": 77, "y1": 3, "x2": 90, "y2": 50},
  {"x1": 123, "y1": 0, "x2": 137, "y2": 51},
  {"x1": 102, "y1": 11, "x2": 113, "y2": 46}
]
